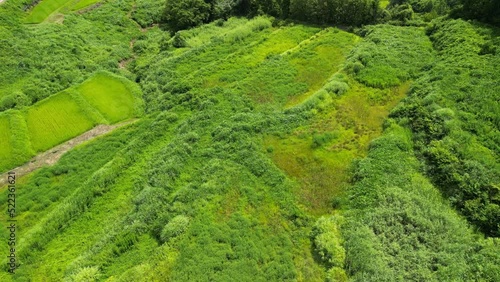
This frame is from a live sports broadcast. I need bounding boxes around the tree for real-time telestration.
[163,0,212,32]
[214,0,242,19]
[460,0,500,25]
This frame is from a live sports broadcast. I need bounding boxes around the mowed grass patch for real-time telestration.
[24,0,102,23]
[24,0,73,23]
[77,72,140,124]
[25,92,96,152]
[0,115,13,171]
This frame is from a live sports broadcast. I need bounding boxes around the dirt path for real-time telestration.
[0,119,137,186]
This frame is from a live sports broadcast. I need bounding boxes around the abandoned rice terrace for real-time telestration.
[0,0,499,281]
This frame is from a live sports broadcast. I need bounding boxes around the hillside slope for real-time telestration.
[0,0,498,281]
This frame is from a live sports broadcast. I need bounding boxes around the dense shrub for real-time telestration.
[312,215,346,268]
[160,215,190,242]
[163,0,212,32]
[459,0,500,25]
[390,18,500,236]
[343,122,500,280]
[132,0,165,27]
[346,24,435,88]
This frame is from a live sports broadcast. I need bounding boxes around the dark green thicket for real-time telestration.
[391,18,500,236]
[163,0,381,31]
[385,0,500,25]
[458,0,500,25]
[388,0,453,14]
[343,122,500,281]
[341,16,500,281]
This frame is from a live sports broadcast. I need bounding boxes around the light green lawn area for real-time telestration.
[24,0,101,23]
[25,91,96,152]
[0,115,12,171]
[77,73,137,124]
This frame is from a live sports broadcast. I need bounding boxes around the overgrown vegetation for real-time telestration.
[390,18,500,236]
[162,0,381,31]
[0,0,498,280]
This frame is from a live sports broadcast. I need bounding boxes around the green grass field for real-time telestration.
[24,0,73,23]
[77,73,138,124]
[1,0,499,279]
[24,0,101,23]
[0,115,13,171]
[25,91,96,152]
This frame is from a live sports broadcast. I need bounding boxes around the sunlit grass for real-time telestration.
[25,91,95,152]
[0,115,12,171]
[77,73,138,124]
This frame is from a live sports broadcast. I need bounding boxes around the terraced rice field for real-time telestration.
[25,91,96,152]
[77,73,138,124]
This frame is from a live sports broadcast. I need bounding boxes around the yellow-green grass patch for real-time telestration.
[24,0,73,23]
[77,73,138,124]
[25,91,96,152]
[0,115,13,171]
[190,26,324,103]
[183,17,252,48]
[265,80,410,215]
[24,0,101,23]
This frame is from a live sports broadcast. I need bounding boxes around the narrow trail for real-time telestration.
[0,119,137,186]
